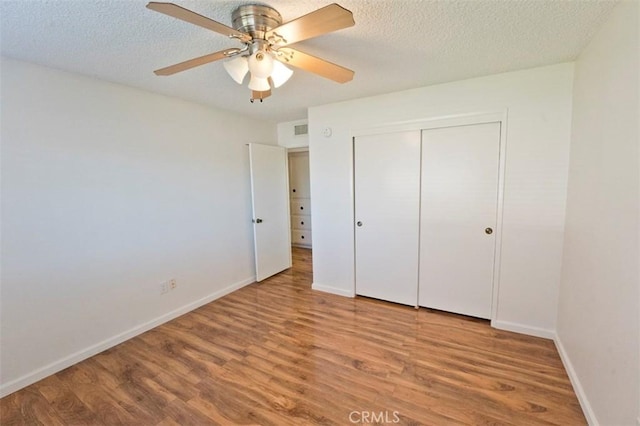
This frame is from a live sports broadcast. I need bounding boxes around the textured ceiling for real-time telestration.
[1,0,617,123]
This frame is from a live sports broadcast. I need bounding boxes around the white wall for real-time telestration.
[309,63,574,336]
[277,119,309,148]
[0,58,276,395]
[556,1,639,424]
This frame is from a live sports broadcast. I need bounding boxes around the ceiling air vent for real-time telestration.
[294,124,308,136]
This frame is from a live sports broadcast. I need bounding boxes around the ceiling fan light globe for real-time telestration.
[248,75,271,91]
[271,60,294,88]
[223,56,249,84]
[248,51,274,78]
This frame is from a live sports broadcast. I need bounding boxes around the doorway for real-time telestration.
[288,150,312,249]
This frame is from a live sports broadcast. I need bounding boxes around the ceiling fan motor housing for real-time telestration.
[147,1,355,92]
[232,5,282,41]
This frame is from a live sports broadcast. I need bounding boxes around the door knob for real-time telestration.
[485,227,493,235]
[357,221,363,227]
[255,218,263,224]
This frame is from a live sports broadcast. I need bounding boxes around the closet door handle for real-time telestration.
[485,227,493,235]
[357,221,363,227]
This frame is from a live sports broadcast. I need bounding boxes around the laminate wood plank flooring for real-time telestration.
[1,248,585,425]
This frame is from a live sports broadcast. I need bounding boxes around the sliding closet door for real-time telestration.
[354,131,421,306]
[419,122,501,319]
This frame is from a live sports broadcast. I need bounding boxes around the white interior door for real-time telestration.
[354,131,421,306]
[248,143,291,281]
[419,122,501,319]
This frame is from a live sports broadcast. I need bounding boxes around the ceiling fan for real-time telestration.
[146,2,355,102]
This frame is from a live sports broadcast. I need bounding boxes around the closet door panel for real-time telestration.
[419,122,501,319]
[354,131,421,306]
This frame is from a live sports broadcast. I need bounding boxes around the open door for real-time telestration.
[248,143,292,281]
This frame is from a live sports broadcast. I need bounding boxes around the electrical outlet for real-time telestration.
[160,279,177,295]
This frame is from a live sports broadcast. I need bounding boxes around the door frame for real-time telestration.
[351,110,508,322]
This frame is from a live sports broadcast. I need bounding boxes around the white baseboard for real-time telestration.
[491,323,596,424]
[0,276,256,398]
[311,282,354,298]
[554,334,599,425]
[491,319,555,339]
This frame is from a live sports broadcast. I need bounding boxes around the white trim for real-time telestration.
[283,149,293,266]
[490,112,509,320]
[351,111,506,137]
[287,147,309,153]
[0,276,256,398]
[491,320,555,339]
[554,334,599,426]
[312,282,355,298]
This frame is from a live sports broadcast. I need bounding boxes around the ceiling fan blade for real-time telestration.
[276,48,354,83]
[147,2,251,42]
[266,3,354,47]
[154,49,237,76]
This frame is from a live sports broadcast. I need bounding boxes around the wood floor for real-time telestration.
[1,247,585,425]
